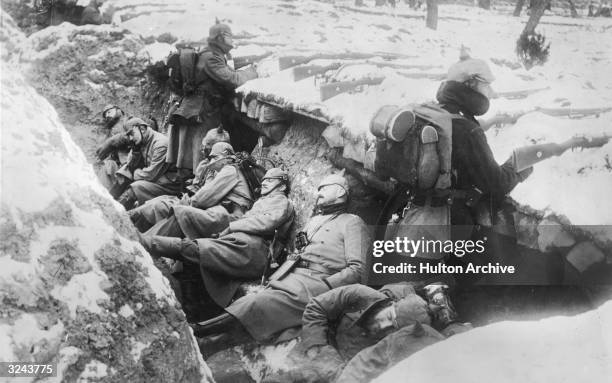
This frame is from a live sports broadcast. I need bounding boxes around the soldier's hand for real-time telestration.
[305,345,323,359]
[178,193,191,206]
[518,166,534,181]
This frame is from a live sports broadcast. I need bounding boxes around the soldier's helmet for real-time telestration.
[102,104,120,116]
[317,173,349,195]
[394,294,431,329]
[446,57,495,84]
[263,168,289,183]
[202,126,230,148]
[209,23,232,40]
[123,117,149,132]
[209,142,234,157]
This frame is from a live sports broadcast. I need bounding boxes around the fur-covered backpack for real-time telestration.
[234,152,269,199]
[371,103,462,270]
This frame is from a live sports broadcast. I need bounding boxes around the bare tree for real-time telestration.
[426,0,438,29]
[523,0,548,35]
[567,0,579,17]
[514,0,526,16]
[478,0,491,10]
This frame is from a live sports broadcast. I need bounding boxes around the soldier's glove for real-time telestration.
[177,193,192,206]
[96,133,131,161]
[305,345,323,359]
[517,166,533,182]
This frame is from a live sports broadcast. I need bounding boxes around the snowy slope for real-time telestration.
[373,300,612,383]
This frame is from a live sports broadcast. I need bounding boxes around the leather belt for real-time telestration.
[410,189,480,208]
[221,200,247,214]
[295,259,338,275]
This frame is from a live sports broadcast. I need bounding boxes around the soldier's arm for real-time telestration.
[133,142,168,182]
[191,165,239,209]
[467,127,525,197]
[302,285,381,351]
[228,196,293,235]
[203,54,258,90]
[324,216,370,289]
[337,323,444,383]
[96,133,131,161]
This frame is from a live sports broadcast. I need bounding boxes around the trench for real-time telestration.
[5,4,611,381]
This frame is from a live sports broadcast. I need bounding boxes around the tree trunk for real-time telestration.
[426,0,438,30]
[567,0,578,18]
[523,0,547,35]
[478,0,491,10]
[514,0,525,16]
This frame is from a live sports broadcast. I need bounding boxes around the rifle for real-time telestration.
[481,106,612,131]
[278,51,416,70]
[510,134,611,172]
[233,52,273,69]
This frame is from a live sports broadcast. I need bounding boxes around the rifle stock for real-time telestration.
[510,135,611,172]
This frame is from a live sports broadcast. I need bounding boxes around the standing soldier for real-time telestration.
[191,174,370,356]
[116,117,182,209]
[166,21,258,176]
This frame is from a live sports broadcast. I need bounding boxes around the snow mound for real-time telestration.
[374,300,612,383]
[0,15,212,381]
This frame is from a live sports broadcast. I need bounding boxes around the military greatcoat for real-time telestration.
[191,190,294,307]
[225,212,370,342]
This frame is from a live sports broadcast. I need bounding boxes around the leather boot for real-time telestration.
[191,312,243,337]
[197,329,254,359]
[117,188,137,210]
[142,235,183,260]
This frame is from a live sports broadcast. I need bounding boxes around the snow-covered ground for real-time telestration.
[374,299,612,383]
[99,0,612,225]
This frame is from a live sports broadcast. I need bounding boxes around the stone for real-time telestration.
[157,32,178,44]
[566,242,606,273]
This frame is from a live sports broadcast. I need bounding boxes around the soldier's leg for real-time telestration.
[130,180,181,206]
[144,215,185,238]
[173,205,230,239]
[117,187,138,210]
[129,196,178,232]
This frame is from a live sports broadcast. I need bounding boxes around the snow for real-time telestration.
[138,42,173,63]
[119,304,135,318]
[373,300,612,383]
[51,272,110,318]
[77,360,109,381]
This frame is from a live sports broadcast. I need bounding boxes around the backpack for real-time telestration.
[234,152,270,199]
[373,103,458,191]
[370,103,463,283]
[167,47,198,95]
